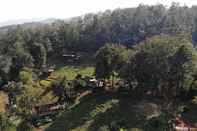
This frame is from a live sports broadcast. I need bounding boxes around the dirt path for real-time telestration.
[76,90,92,101]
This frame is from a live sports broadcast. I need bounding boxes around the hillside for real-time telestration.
[0,3,197,131]
[45,92,153,131]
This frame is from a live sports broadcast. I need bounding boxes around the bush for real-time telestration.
[0,114,15,131]
[40,80,52,87]
[19,70,32,84]
[143,113,173,131]
[98,126,110,131]
[0,77,3,87]
[17,120,35,131]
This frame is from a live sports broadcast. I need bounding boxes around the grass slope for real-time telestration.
[45,93,147,131]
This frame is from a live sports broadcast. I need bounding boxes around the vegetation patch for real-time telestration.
[45,93,173,131]
[0,91,8,113]
[55,66,94,80]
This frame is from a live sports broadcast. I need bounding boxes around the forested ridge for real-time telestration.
[0,3,197,131]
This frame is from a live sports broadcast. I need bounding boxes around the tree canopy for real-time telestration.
[121,35,197,99]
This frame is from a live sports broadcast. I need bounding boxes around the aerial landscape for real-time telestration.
[0,0,197,131]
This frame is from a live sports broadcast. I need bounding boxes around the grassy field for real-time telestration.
[0,91,8,113]
[38,65,94,104]
[54,66,95,80]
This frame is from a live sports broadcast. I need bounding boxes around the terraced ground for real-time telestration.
[44,92,157,131]
[43,90,197,131]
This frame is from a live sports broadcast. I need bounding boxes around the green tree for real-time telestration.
[17,120,35,131]
[123,35,197,100]
[19,70,33,84]
[168,44,197,96]
[9,41,34,80]
[0,114,15,131]
[29,42,47,68]
[0,55,12,85]
[51,21,80,54]
[50,76,70,102]
[95,44,128,87]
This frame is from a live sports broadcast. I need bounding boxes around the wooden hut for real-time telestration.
[62,53,81,62]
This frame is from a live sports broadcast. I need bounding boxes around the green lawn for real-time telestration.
[54,66,95,80]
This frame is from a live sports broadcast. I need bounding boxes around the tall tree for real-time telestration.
[122,35,197,100]
[95,44,128,87]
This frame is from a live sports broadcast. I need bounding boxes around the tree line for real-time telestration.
[1,3,197,89]
[95,35,197,101]
[1,3,197,131]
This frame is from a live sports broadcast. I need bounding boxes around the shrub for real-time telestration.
[17,120,35,131]
[19,70,32,84]
[143,113,173,131]
[0,114,15,131]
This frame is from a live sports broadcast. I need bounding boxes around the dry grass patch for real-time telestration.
[0,91,8,113]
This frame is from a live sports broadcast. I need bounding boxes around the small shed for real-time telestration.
[62,53,81,62]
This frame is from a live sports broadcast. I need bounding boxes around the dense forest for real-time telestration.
[0,3,197,131]
[1,3,197,83]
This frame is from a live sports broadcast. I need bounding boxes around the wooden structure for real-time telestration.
[62,53,81,62]
[34,102,68,116]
